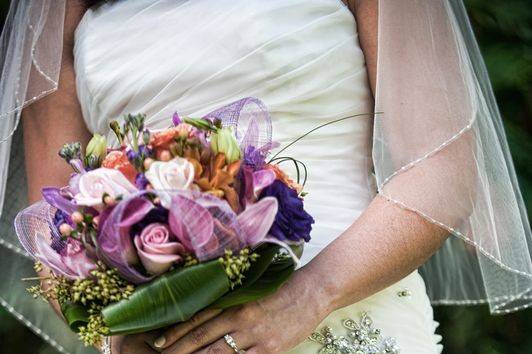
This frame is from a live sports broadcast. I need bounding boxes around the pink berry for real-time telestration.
[159,150,172,161]
[59,223,72,236]
[143,157,154,169]
[71,211,84,224]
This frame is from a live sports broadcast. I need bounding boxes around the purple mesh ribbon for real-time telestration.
[203,97,273,154]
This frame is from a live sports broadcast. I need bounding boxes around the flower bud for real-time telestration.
[103,195,116,206]
[85,134,107,166]
[210,127,241,164]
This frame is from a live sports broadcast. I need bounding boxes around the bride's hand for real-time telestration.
[152,275,328,354]
[112,332,160,354]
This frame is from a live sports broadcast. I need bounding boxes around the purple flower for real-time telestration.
[239,165,276,207]
[126,145,152,162]
[135,173,150,190]
[51,210,70,253]
[98,196,155,283]
[260,180,314,243]
[130,205,168,235]
[172,112,182,126]
[35,234,97,280]
[243,146,267,170]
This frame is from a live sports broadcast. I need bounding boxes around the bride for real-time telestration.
[0,0,530,353]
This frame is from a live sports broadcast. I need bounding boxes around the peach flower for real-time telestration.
[102,150,137,183]
[265,164,303,194]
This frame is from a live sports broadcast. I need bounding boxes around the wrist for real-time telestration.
[285,268,336,322]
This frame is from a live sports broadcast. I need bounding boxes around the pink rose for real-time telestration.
[74,168,138,207]
[133,223,185,275]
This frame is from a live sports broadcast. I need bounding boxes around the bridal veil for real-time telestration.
[0,1,530,353]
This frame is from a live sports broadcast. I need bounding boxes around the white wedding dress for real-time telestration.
[74,0,442,352]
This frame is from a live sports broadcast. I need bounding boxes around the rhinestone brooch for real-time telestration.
[308,312,400,354]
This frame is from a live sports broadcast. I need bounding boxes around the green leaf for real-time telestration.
[238,245,281,287]
[211,247,297,309]
[61,301,90,332]
[102,260,230,335]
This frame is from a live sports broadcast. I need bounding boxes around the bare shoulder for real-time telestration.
[340,0,377,16]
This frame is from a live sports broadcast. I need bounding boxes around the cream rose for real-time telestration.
[74,168,138,207]
[145,157,195,190]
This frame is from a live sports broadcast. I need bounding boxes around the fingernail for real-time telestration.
[154,336,166,348]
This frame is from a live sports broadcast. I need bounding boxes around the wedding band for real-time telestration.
[101,336,112,354]
[223,334,245,353]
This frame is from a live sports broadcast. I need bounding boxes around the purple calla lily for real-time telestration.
[236,197,278,246]
[42,187,79,215]
[97,196,155,283]
[35,236,96,280]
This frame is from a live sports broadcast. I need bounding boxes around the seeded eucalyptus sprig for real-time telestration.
[25,260,135,347]
[219,248,260,289]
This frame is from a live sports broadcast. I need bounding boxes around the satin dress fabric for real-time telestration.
[74,1,442,352]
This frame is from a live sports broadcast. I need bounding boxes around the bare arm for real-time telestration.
[22,0,89,318]
[295,0,448,314]
[23,0,90,202]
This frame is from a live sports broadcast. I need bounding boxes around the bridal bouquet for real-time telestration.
[15,98,313,346]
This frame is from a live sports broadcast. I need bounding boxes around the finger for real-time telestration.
[120,332,161,353]
[243,347,261,354]
[193,332,253,354]
[161,313,235,354]
[154,308,223,349]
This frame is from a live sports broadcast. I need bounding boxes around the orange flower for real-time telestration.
[150,127,180,150]
[265,164,303,194]
[102,150,137,183]
[150,124,194,150]
[195,152,241,212]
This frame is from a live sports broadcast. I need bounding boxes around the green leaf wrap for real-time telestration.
[102,260,230,335]
[61,301,90,331]
[87,244,300,336]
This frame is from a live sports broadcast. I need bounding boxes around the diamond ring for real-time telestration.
[223,334,245,353]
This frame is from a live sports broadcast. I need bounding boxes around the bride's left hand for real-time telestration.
[153,276,328,354]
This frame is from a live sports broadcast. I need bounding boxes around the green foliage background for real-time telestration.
[0,1,530,353]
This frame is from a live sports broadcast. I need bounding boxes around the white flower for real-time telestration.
[145,158,196,208]
[74,168,138,206]
[145,158,195,190]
